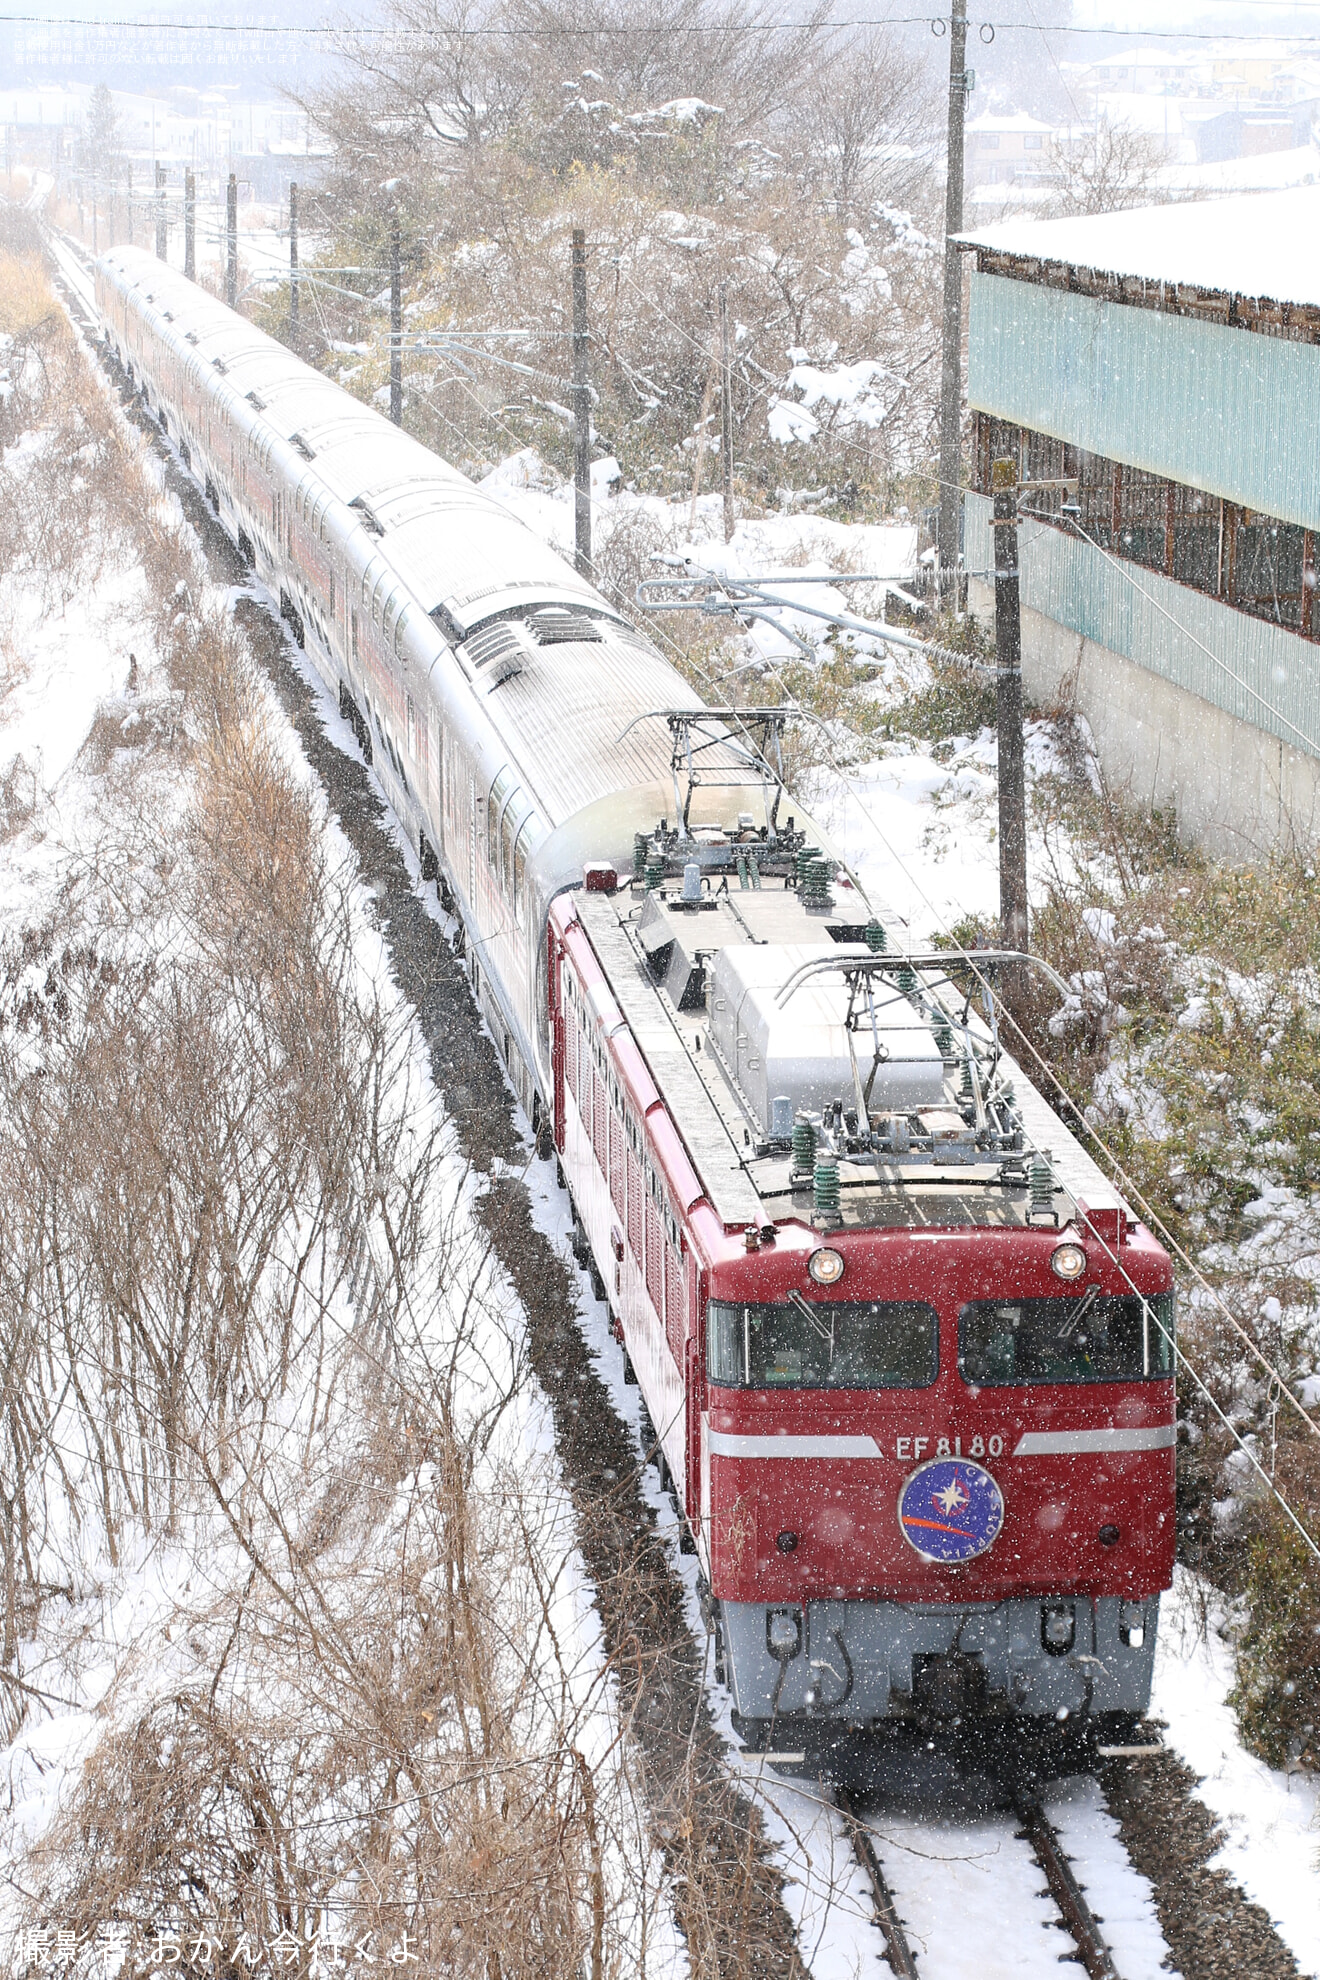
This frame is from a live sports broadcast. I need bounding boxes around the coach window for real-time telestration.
[512,823,532,925]
[486,772,516,881]
[500,804,520,901]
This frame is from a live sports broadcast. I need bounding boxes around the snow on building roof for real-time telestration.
[960,184,1320,308]
[1161,141,1320,196]
[965,109,1056,133]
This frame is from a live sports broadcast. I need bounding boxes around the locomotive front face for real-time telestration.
[701,1220,1175,1736]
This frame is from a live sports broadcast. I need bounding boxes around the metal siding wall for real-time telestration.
[966,493,1320,760]
[968,272,1320,534]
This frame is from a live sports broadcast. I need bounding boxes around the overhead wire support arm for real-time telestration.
[773,949,1072,1008]
[636,568,995,673]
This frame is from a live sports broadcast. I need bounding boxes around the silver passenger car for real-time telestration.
[94,245,773,1112]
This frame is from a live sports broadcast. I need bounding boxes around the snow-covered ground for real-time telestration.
[0,372,678,1975]
[1154,1569,1320,1978]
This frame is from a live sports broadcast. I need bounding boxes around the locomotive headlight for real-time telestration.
[808,1246,845,1287]
[1051,1240,1088,1281]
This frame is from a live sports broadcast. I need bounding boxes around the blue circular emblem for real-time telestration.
[898,1457,1004,1563]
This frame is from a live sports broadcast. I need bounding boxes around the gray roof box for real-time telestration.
[708,943,945,1131]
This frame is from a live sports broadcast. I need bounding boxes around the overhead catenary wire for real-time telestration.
[16,6,1320,35]
[759,698,1320,1552]
[728,605,1320,1450]
[1043,509,1320,761]
[668,560,1320,1459]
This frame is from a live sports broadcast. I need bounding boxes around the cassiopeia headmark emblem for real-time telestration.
[898,1457,1004,1563]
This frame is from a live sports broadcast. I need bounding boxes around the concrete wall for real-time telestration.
[965,491,1320,857]
[968,574,1320,860]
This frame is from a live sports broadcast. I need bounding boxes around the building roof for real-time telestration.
[960,184,1320,309]
[965,109,1056,134]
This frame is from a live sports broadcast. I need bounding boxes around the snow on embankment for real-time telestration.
[0,261,675,1980]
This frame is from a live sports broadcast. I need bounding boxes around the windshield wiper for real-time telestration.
[1056,1283,1101,1344]
[788,1288,836,1367]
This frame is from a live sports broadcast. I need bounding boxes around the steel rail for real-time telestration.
[834,1787,921,1979]
[837,1779,1131,1980]
[1015,1791,1121,1980]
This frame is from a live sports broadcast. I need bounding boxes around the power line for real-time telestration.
[639,531,1320,1550]
[19,7,1320,39]
[0,7,929,30]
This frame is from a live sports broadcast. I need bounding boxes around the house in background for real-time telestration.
[958,187,1320,856]
[1192,99,1320,162]
[965,111,1059,191]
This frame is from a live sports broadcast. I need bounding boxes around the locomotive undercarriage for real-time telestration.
[718,1591,1158,1727]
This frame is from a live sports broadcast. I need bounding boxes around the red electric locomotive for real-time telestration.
[549,795,1175,1773]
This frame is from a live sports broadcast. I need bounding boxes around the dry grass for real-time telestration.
[0,243,660,1972]
[0,252,59,339]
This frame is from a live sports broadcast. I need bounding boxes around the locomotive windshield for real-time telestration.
[959,1291,1176,1385]
[707,1298,938,1390]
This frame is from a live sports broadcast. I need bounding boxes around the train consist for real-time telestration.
[96,245,1176,1769]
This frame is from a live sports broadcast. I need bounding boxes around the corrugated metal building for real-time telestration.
[959,187,1320,855]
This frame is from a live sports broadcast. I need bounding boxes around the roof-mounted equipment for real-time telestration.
[349,496,384,537]
[527,606,602,644]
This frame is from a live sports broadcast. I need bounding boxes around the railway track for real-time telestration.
[835,1775,1143,1980]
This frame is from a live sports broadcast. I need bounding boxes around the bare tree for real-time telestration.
[795,27,937,220]
[1046,115,1166,217]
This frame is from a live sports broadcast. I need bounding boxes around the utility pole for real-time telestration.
[938,0,970,609]
[91,187,97,254]
[992,457,1029,966]
[571,227,591,579]
[289,181,299,341]
[719,280,735,545]
[154,161,166,261]
[126,160,133,247]
[225,171,238,309]
[389,207,402,426]
[183,168,194,280]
